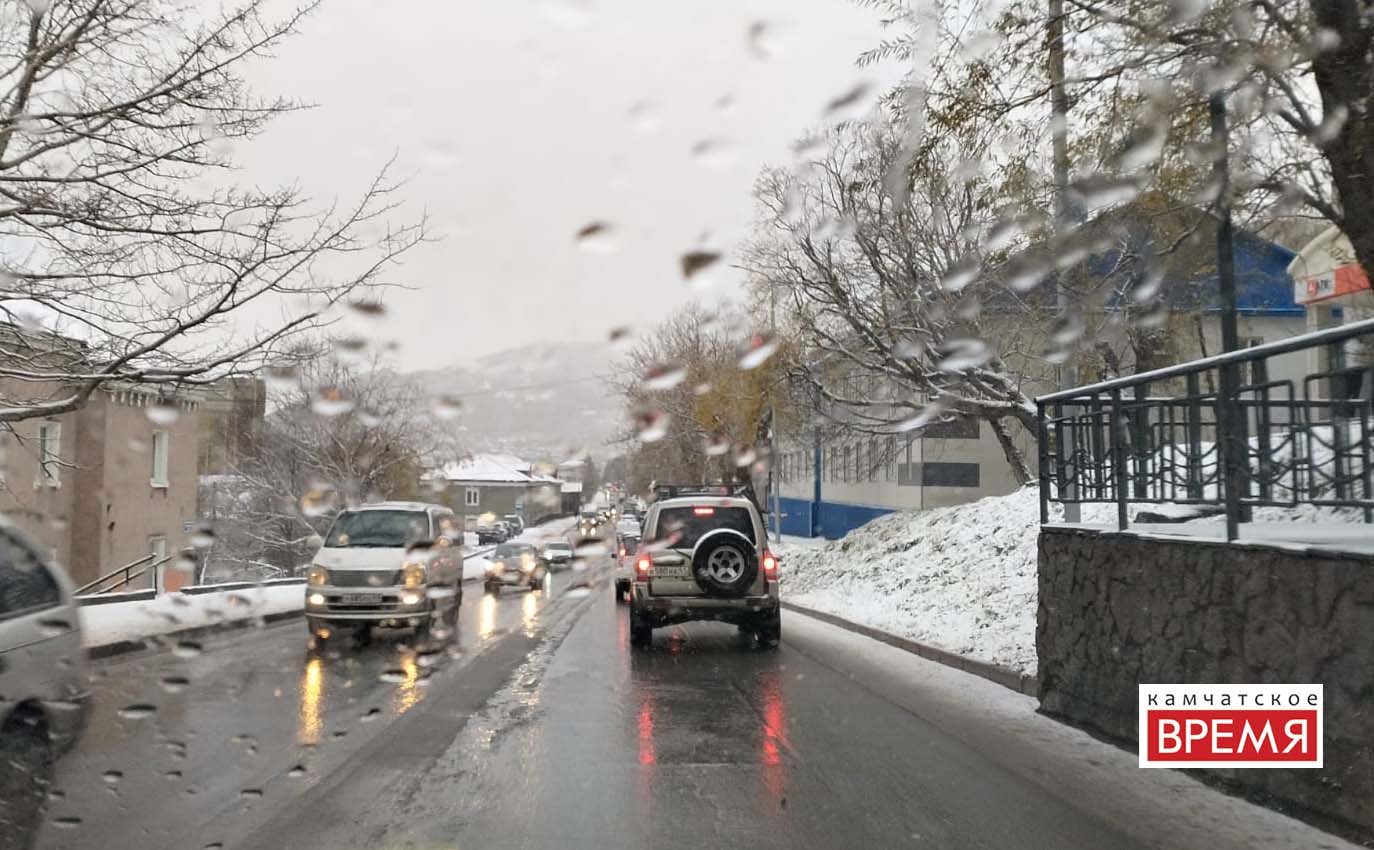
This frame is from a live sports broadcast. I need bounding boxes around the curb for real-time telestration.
[86,609,303,661]
[782,601,1040,697]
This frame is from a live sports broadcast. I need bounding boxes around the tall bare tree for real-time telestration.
[0,0,423,422]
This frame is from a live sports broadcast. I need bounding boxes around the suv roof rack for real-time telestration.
[649,483,750,501]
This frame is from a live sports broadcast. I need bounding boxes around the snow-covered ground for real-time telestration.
[80,583,305,648]
[782,488,1367,676]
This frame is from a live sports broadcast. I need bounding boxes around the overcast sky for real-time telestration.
[233,0,899,371]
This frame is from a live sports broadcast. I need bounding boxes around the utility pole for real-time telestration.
[1048,0,1080,522]
[1210,91,1248,537]
[769,284,782,544]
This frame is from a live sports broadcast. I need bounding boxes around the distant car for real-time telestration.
[484,543,549,592]
[612,533,640,602]
[577,510,600,536]
[629,494,779,648]
[502,514,525,537]
[541,540,574,569]
[615,517,641,538]
[0,525,88,842]
[305,502,464,645]
[476,520,508,545]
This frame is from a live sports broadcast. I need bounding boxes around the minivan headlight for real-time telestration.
[401,561,427,588]
[308,565,328,587]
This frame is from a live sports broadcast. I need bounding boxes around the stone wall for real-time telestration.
[1038,526,1374,835]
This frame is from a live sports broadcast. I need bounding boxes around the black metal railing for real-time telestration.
[1037,317,1374,540]
[75,553,171,595]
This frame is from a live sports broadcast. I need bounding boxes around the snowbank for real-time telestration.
[80,583,304,649]
[782,489,1365,676]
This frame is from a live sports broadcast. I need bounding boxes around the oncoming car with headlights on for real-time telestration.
[483,542,550,593]
[304,502,464,646]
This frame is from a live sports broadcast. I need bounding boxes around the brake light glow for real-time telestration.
[762,551,778,577]
[693,506,715,515]
[635,553,651,581]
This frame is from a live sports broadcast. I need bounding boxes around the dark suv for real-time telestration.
[629,495,779,648]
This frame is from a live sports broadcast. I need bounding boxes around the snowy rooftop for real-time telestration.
[428,453,559,485]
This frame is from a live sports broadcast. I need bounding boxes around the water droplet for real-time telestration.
[738,333,779,370]
[264,363,299,390]
[792,135,825,160]
[240,788,263,800]
[173,640,203,659]
[301,485,338,518]
[937,339,990,372]
[679,251,721,281]
[608,325,633,349]
[360,707,383,722]
[118,703,156,720]
[204,843,223,850]
[1130,267,1165,303]
[643,361,686,391]
[51,816,82,828]
[895,404,946,433]
[160,675,190,693]
[628,100,658,134]
[348,299,386,319]
[634,409,670,443]
[962,30,1004,61]
[164,770,183,781]
[432,395,462,420]
[189,523,215,549]
[146,401,180,425]
[703,433,730,456]
[357,407,382,427]
[575,221,617,253]
[287,764,308,778]
[689,138,736,168]
[1309,103,1348,145]
[824,81,872,118]
[1166,0,1208,23]
[37,618,71,637]
[575,539,608,558]
[734,444,758,467]
[101,770,123,785]
[311,387,354,417]
[692,381,712,396]
[746,20,773,60]
[1067,175,1145,213]
[941,258,981,292]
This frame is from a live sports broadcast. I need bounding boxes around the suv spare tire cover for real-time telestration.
[690,529,757,597]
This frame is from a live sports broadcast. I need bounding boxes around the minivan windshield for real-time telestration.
[323,510,430,548]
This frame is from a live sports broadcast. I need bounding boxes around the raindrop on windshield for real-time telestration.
[643,361,686,390]
[264,363,299,390]
[608,325,633,349]
[962,30,1004,61]
[348,299,386,319]
[189,523,215,549]
[896,404,946,433]
[703,433,730,456]
[118,703,157,720]
[941,258,980,292]
[146,401,180,425]
[689,138,736,168]
[824,81,872,118]
[679,251,721,281]
[311,387,355,417]
[101,770,123,785]
[432,395,463,420]
[51,816,82,828]
[378,669,408,684]
[240,788,263,800]
[173,640,203,659]
[634,409,670,442]
[937,339,990,372]
[738,333,779,370]
[160,675,190,693]
[734,444,758,467]
[574,221,617,253]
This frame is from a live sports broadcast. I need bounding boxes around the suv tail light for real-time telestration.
[635,553,651,582]
[762,551,778,578]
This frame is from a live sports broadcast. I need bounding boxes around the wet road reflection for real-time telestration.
[298,656,323,745]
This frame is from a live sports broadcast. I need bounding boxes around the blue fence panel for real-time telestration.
[817,501,894,539]
[778,497,814,537]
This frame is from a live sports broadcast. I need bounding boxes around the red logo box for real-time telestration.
[1139,685,1323,768]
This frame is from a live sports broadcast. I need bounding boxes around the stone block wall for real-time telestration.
[1038,526,1374,835]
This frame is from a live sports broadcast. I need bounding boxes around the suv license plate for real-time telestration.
[341,593,381,605]
[650,565,690,579]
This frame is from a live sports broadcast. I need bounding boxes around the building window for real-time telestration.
[465,488,479,507]
[37,421,60,487]
[898,461,981,488]
[150,430,170,488]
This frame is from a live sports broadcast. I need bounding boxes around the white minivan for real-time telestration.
[305,502,465,646]
[0,525,88,844]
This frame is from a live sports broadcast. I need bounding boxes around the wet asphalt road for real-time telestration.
[32,524,1356,850]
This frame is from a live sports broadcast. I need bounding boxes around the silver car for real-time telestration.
[0,526,88,842]
[305,502,464,645]
[629,495,780,648]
